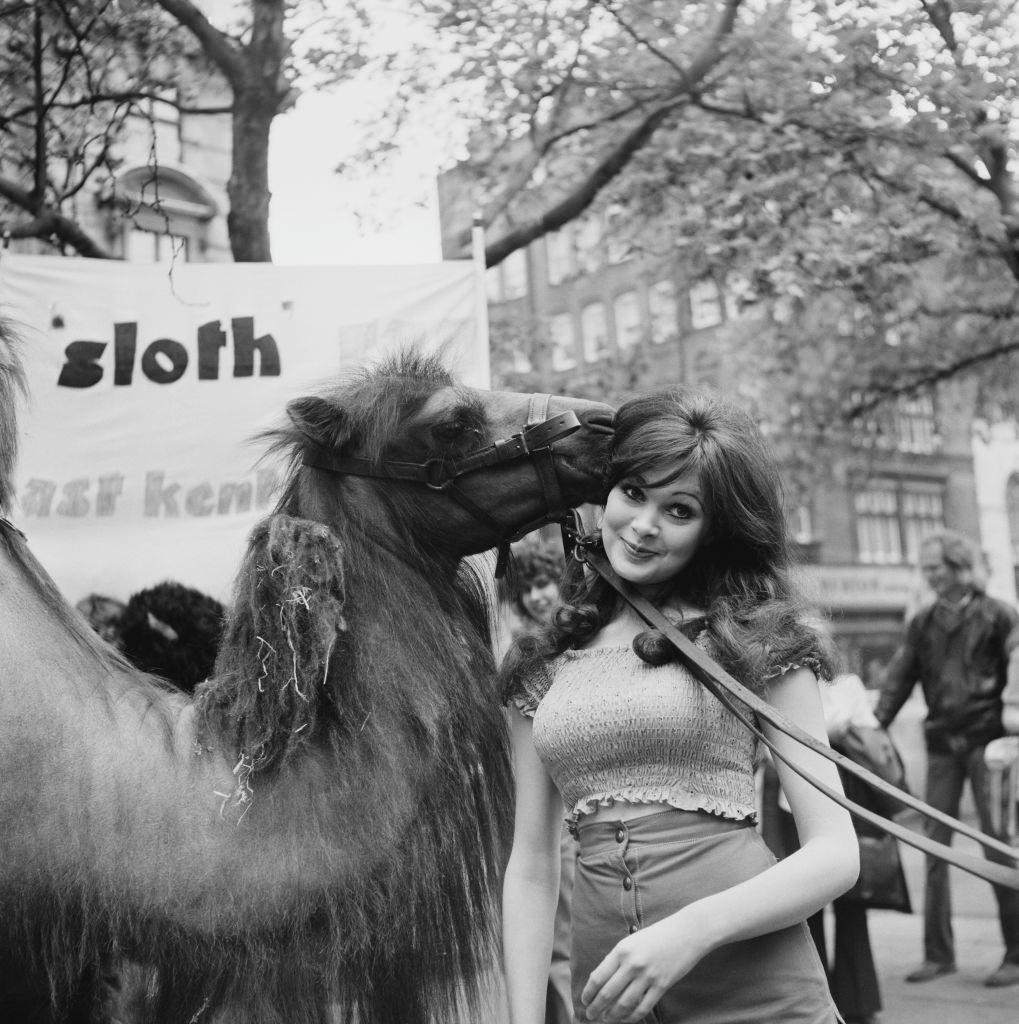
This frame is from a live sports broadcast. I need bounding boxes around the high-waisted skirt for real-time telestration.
[570,808,838,1024]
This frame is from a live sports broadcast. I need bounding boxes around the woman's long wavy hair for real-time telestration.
[503,385,837,697]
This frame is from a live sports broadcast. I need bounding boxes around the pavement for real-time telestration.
[856,832,1016,1024]
[855,694,1019,1024]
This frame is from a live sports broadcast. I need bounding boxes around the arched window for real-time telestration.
[103,164,218,262]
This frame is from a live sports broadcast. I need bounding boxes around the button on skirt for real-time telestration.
[571,808,837,1024]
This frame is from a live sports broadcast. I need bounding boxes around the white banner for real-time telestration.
[0,254,487,604]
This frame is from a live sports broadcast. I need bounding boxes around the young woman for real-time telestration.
[500,386,859,1024]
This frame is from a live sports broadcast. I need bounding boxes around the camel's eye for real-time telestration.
[433,421,472,442]
[432,408,484,443]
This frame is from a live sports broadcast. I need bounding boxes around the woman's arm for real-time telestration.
[580,668,859,1024]
[503,709,568,1024]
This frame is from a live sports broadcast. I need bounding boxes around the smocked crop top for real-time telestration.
[512,633,763,828]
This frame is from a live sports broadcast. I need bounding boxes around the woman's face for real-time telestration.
[519,576,560,623]
[602,465,709,597]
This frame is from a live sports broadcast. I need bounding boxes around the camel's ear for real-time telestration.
[287,395,350,451]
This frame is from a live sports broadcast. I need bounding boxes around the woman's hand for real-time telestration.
[579,911,706,1022]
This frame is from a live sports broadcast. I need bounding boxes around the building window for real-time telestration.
[613,291,642,349]
[648,280,678,344]
[546,229,574,285]
[894,395,938,454]
[581,302,610,362]
[901,488,945,564]
[854,482,945,565]
[855,487,902,565]
[500,249,528,300]
[574,218,602,274]
[724,272,756,318]
[507,347,533,374]
[791,503,813,544]
[125,229,190,263]
[549,313,577,371]
[689,278,723,330]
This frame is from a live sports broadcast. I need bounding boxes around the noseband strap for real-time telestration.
[301,395,584,565]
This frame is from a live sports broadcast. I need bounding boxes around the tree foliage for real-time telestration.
[374,0,1019,421]
[0,0,369,261]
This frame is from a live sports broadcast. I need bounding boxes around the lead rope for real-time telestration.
[577,545,1019,891]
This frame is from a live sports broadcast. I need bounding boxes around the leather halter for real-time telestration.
[574,538,1019,892]
[302,394,584,572]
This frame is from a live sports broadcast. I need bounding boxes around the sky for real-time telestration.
[210,0,460,268]
[268,77,446,268]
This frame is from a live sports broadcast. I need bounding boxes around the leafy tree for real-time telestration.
[0,0,368,261]
[373,0,1019,418]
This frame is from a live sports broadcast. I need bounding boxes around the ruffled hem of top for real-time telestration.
[510,692,538,718]
[567,788,756,823]
[763,655,825,681]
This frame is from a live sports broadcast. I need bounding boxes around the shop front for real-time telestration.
[802,563,926,687]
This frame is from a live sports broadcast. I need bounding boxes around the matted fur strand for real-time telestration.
[197,514,348,776]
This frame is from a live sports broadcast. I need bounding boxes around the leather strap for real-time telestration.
[582,548,1019,890]
[305,407,582,489]
[0,516,25,540]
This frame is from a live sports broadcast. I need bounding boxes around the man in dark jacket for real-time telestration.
[876,530,1019,988]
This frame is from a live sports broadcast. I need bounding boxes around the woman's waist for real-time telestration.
[574,805,751,855]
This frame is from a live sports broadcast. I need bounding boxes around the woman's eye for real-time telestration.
[668,505,694,520]
[622,484,644,501]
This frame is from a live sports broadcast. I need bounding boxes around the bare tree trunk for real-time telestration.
[227,94,275,262]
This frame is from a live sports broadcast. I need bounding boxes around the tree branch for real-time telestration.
[483,97,686,265]
[153,0,245,87]
[10,92,235,118]
[592,0,690,80]
[846,339,1019,418]
[476,0,744,264]
[0,175,111,257]
[918,0,959,56]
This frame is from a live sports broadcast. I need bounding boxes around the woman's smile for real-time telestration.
[620,536,658,559]
[602,464,709,596]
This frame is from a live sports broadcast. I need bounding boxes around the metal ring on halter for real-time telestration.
[422,459,455,490]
